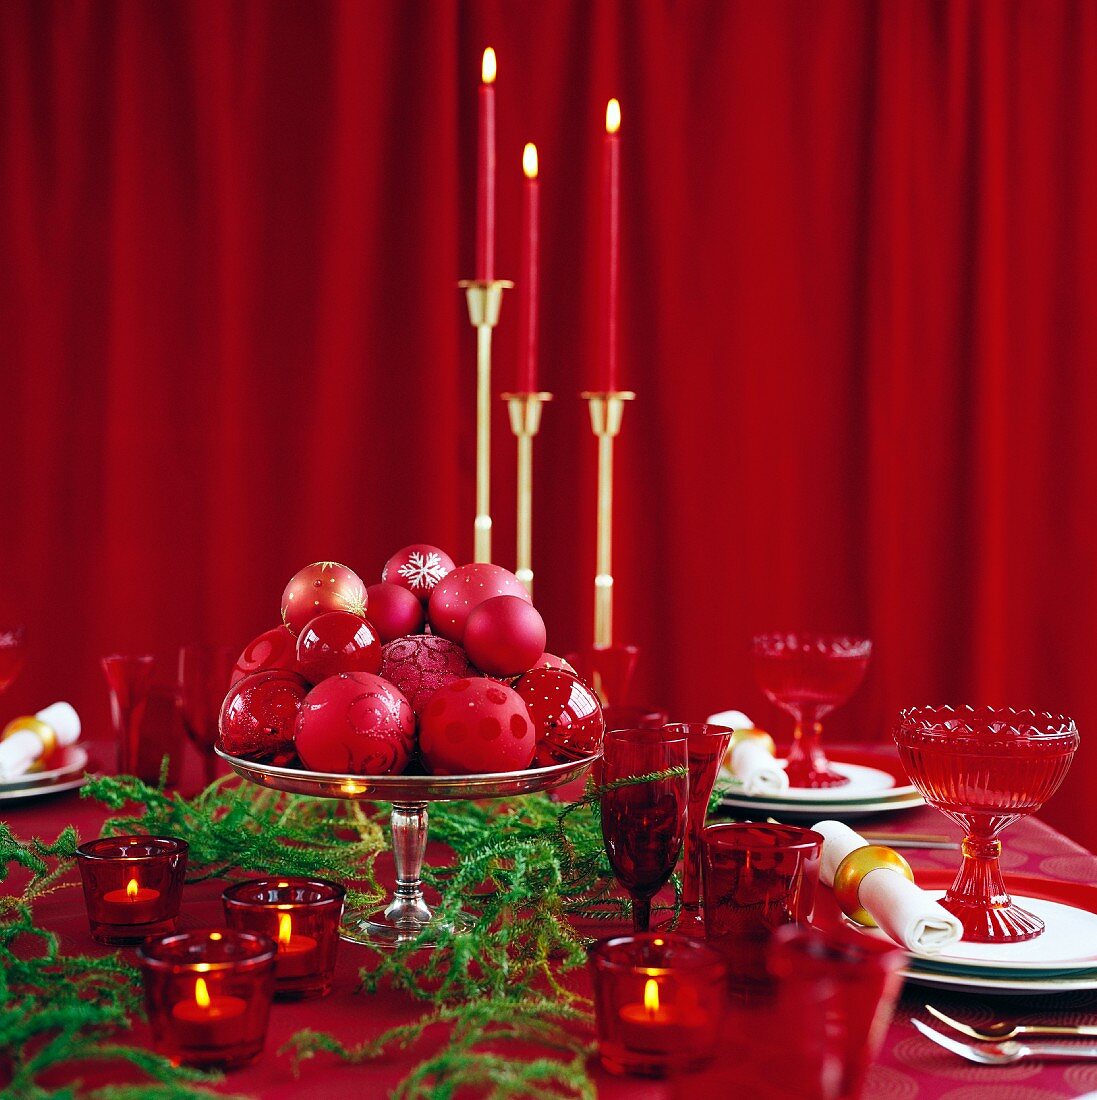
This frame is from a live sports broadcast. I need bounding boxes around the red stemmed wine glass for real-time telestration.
[600,727,688,933]
[662,723,733,936]
[178,645,237,787]
[894,705,1078,942]
[752,633,872,789]
[0,626,26,696]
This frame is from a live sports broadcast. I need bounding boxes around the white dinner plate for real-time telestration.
[0,773,89,801]
[901,965,1097,995]
[0,745,89,792]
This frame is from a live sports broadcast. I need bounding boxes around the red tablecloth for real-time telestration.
[6,767,1097,1099]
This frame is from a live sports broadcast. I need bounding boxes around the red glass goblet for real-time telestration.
[566,643,639,706]
[102,654,185,784]
[751,633,871,789]
[178,645,236,787]
[662,723,733,937]
[894,705,1079,942]
[0,626,26,696]
[601,728,689,933]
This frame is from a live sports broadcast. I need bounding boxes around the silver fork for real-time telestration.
[913,1019,1097,1064]
[926,1003,1097,1041]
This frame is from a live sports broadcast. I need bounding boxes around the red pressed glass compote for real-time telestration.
[600,728,689,933]
[752,633,872,788]
[894,705,1079,943]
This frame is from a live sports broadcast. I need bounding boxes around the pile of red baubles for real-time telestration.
[217,546,605,777]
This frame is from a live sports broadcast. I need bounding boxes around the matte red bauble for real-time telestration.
[516,668,605,765]
[230,626,299,686]
[427,563,531,643]
[379,635,478,715]
[532,652,578,676]
[281,561,367,636]
[294,672,414,776]
[382,544,456,603]
[418,678,536,775]
[219,669,310,763]
[463,595,546,677]
[366,583,426,642]
[295,610,382,683]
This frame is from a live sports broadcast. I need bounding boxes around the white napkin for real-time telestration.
[813,819,963,954]
[707,709,789,796]
[0,702,81,781]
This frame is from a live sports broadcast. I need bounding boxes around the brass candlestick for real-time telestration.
[459,278,513,563]
[501,391,553,597]
[582,390,635,646]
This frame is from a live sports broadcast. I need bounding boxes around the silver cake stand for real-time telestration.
[215,747,598,948]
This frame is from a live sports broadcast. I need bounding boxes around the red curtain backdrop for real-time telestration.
[2,1,1096,842]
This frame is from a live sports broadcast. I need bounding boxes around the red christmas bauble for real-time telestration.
[418,678,536,775]
[463,595,546,677]
[281,562,367,636]
[532,652,578,676]
[295,611,382,683]
[295,672,414,776]
[379,635,478,715]
[382,544,456,603]
[427,563,530,643]
[230,626,299,686]
[219,669,310,763]
[366,582,426,642]
[515,668,605,765]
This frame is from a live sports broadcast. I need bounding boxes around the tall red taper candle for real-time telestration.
[476,48,497,281]
[599,99,621,391]
[519,143,540,392]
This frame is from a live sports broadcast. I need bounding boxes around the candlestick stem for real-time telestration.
[583,391,635,647]
[503,392,553,597]
[460,279,512,563]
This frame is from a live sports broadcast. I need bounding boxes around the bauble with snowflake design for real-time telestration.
[418,678,536,775]
[516,668,605,765]
[382,544,456,604]
[379,634,478,715]
[230,625,300,686]
[427,563,531,644]
[366,582,426,642]
[281,562,367,636]
[294,672,414,775]
[463,595,546,677]
[219,669,310,764]
[295,610,382,683]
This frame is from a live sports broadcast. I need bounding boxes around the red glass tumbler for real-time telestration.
[138,929,276,1068]
[589,933,727,1077]
[102,654,185,784]
[222,878,345,1000]
[702,823,822,986]
[75,835,188,945]
[601,728,689,932]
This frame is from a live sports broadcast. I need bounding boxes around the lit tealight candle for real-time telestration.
[171,974,247,1047]
[273,910,319,979]
[618,976,703,1054]
[101,876,162,924]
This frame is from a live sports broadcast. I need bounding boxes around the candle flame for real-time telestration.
[194,977,210,1009]
[278,911,293,947]
[481,47,496,84]
[126,878,138,900]
[606,98,621,134]
[643,978,660,1015]
[523,143,538,180]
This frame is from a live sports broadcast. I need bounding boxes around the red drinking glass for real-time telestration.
[222,878,345,1000]
[894,705,1079,942]
[589,933,728,1078]
[178,645,236,787]
[75,835,188,945]
[138,929,276,1068]
[702,823,822,986]
[566,643,639,705]
[601,728,689,932]
[102,654,185,784]
[0,626,26,696]
[662,723,733,936]
[751,633,871,788]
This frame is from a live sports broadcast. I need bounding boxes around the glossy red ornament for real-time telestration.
[294,672,414,776]
[381,544,456,603]
[365,583,426,643]
[219,669,310,764]
[427,563,530,643]
[280,562,367,636]
[379,635,478,715]
[532,652,577,676]
[230,626,299,686]
[463,595,546,677]
[295,611,382,683]
[418,678,536,775]
[516,668,605,765]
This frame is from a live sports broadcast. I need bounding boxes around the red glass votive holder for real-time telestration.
[222,878,345,999]
[138,929,276,1068]
[75,836,188,945]
[702,823,822,987]
[589,933,728,1078]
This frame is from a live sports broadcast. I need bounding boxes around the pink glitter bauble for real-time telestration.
[379,635,478,715]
